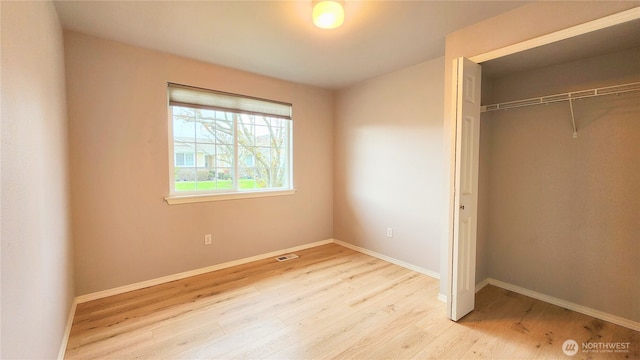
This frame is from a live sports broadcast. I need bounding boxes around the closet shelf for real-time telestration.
[481,81,640,112]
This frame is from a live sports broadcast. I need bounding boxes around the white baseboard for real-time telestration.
[437,293,447,303]
[57,298,77,360]
[77,238,443,304]
[478,277,640,332]
[475,277,490,293]
[76,239,333,303]
[332,239,440,280]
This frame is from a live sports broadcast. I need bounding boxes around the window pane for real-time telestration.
[272,167,285,188]
[195,122,216,144]
[254,170,268,189]
[239,114,254,126]
[174,168,197,192]
[194,109,218,144]
[172,107,196,142]
[216,145,233,168]
[196,144,215,168]
[257,147,271,165]
[175,148,195,166]
[195,178,214,191]
[184,153,195,167]
[272,147,285,168]
[239,168,256,190]
[216,168,233,189]
[238,123,255,146]
[215,119,234,145]
[175,152,185,167]
[255,117,269,127]
[254,125,269,140]
[240,154,255,167]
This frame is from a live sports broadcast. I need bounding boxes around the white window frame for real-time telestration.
[165,83,295,205]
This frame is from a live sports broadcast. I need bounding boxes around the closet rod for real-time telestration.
[481,81,640,113]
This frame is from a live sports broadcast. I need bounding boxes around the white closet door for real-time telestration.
[450,57,481,321]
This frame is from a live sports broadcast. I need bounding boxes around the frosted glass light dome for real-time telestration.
[312,1,344,29]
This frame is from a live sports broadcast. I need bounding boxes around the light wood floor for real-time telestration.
[64,243,638,359]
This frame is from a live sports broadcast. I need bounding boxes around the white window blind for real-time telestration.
[168,83,292,120]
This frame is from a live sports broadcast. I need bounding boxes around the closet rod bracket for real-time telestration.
[569,97,578,139]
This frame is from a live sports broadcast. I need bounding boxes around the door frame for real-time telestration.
[446,7,640,320]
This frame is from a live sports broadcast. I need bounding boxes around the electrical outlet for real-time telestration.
[204,234,212,245]
[386,227,393,238]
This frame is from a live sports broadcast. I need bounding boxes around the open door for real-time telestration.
[449,57,481,321]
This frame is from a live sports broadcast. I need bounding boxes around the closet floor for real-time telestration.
[64,243,639,359]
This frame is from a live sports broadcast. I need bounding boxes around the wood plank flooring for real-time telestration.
[64,243,639,359]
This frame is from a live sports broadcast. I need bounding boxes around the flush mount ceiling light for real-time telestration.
[312,0,344,29]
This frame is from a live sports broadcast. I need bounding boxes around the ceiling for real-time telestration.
[53,0,527,89]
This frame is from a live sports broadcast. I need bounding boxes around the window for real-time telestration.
[167,83,293,203]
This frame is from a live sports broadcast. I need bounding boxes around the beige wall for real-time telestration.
[1,1,75,358]
[64,31,334,295]
[441,1,638,297]
[479,47,640,322]
[334,57,444,274]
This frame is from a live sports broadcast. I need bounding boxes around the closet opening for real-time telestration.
[448,8,640,324]
[473,16,639,327]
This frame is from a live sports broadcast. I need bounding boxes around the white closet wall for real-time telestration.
[478,46,640,322]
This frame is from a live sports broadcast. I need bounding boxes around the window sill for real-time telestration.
[164,189,296,205]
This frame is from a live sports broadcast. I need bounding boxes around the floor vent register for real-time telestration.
[276,254,299,262]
